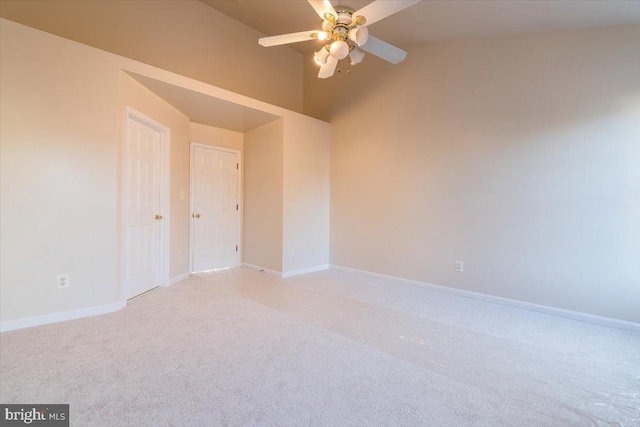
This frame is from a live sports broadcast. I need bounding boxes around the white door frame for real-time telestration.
[189,142,242,273]
[121,105,171,299]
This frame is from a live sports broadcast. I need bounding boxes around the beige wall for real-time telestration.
[244,120,284,272]
[189,122,243,153]
[0,0,303,112]
[305,24,640,323]
[243,116,331,275]
[0,20,122,320]
[282,119,331,273]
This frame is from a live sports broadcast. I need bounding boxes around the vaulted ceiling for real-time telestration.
[202,0,640,54]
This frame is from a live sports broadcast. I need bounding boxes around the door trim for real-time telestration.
[121,106,171,300]
[189,142,242,273]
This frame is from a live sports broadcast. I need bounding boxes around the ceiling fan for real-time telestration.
[258,0,421,79]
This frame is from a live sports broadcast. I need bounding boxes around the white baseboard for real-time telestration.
[241,263,282,277]
[330,265,640,333]
[166,272,190,286]
[0,301,127,333]
[282,264,330,278]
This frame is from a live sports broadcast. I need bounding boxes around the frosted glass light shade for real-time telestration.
[329,40,349,60]
[348,26,369,47]
[314,47,330,66]
[349,47,365,65]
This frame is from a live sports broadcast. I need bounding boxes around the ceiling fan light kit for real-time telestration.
[329,38,350,60]
[314,45,331,66]
[258,0,421,79]
[349,46,365,66]
[349,26,369,47]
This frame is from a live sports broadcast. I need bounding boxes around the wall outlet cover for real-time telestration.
[455,261,464,272]
[57,274,71,289]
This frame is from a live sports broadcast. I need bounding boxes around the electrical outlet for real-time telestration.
[180,190,185,200]
[179,251,184,261]
[288,249,294,257]
[454,261,464,272]
[312,246,316,254]
[57,274,70,289]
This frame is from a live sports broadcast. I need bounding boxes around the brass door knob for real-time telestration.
[155,214,163,220]
[193,213,201,218]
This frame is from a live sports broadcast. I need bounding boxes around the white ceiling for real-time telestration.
[128,72,280,132]
[202,0,640,54]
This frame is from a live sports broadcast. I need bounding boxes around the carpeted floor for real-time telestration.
[1,268,639,426]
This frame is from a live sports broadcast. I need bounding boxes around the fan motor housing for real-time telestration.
[335,5,355,25]
[328,5,354,41]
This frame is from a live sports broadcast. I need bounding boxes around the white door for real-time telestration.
[192,146,240,272]
[124,116,164,299]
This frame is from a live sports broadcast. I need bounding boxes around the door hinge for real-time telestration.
[236,245,238,252]
[236,204,239,211]
[236,163,239,170]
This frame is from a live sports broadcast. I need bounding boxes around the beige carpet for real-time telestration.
[1,268,638,426]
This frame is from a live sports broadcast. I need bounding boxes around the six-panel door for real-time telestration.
[192,146,239,272]
[124,117,162,299]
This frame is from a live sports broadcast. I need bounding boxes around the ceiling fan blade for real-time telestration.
[318,56,338,79]
[308,0,337,20]
[259,30,320,47]
[360,36,407,64]
[353,0,420,26]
